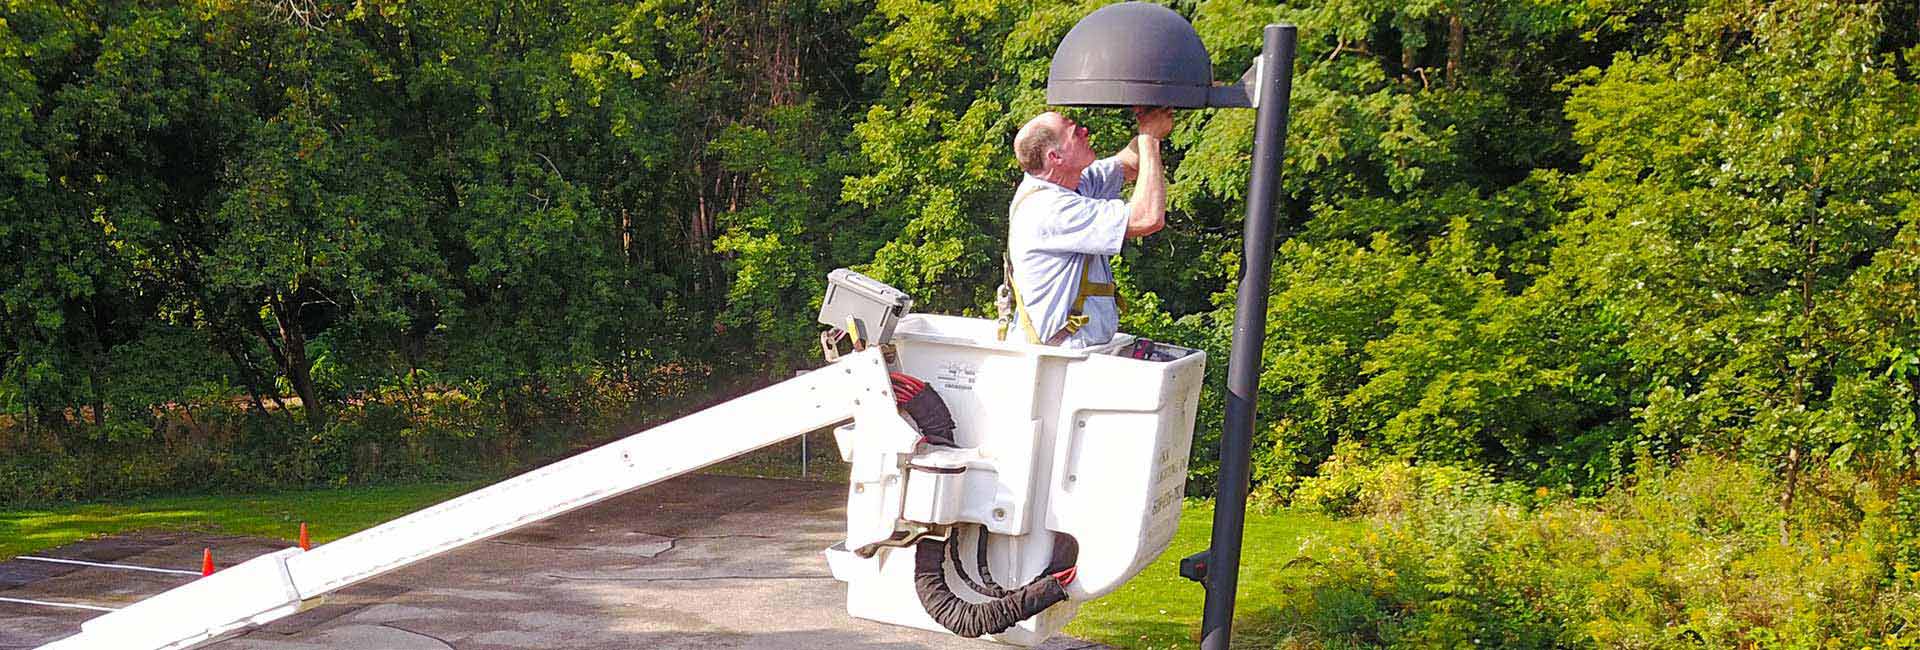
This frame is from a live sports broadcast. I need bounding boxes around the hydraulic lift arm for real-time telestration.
[39,348,909,650]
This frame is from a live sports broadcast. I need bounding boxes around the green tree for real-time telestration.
[1556,0,1920,520]
[839,0,1668,490]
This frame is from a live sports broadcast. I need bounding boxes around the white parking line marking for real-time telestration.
[18,555,201,576]
[0,596,118,612]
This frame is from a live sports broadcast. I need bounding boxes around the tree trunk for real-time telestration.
[274,293,323,429]
[1446,14,1465,87]
[621,207,633,262]
[1780,445,1800,545]
[83,298,108,428]
[219,339,271,418]
[251,290,325,428]
[1781,194,1821,545]
[85,358,106,428]
[1401,32,1417,79]
[227,316,298,429]
[501,387,527,465]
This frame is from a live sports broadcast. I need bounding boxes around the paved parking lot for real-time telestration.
[2,474,1104,650]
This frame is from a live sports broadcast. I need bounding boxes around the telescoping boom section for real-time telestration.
[37,348,908,650]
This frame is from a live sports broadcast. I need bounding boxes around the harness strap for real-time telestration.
[1002,188,1045,343]
[1001,185,1123,345]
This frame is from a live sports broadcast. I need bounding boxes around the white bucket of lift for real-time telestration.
[827,313,1206,645]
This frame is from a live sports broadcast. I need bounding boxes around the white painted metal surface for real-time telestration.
[36,349,902,650]
[831,314,1206,646]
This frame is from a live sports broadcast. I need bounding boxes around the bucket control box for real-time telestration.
[819,269,914,345]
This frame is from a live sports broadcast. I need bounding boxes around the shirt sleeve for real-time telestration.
[1020,192,1128,256]
[1078,156,1127,200]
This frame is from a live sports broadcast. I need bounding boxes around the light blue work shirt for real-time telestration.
[1008,156,1128,349]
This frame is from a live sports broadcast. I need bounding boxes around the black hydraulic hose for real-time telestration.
[947,525,1009,598]
[901,390,957,447]
[892,374,1073,635]
[974,524,1003,592]
[893,372,957,447]
[913,539,1067,638]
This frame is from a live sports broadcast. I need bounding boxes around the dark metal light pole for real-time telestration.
[1045,6,1296,649]
[1199,24,1296,650]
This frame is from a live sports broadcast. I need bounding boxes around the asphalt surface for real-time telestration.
[2,474,1108,650]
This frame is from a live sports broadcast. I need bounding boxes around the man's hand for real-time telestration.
[1132,106,1173,141]
[1118,107,1175,184]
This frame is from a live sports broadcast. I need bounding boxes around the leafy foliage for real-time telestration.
[2,2,1917,645]
[1269,454,1920,649]
[0,0,1914,541]
[0,0,865,498]
[1555,0,1920,508]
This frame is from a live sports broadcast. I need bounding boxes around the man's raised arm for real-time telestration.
[1125,107,1172,238]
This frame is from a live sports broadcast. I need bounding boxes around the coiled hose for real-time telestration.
[913,538,1068,637]
[891,373,1078,637]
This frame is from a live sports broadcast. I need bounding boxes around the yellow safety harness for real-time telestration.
[997,186,1122,345]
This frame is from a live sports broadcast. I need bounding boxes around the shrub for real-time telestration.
[1266,455,1920,649]
[1289,441,1504,517]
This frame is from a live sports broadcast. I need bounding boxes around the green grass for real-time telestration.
[0,429,850,561]
[0,481,486,559]
[1066,501,1358,650]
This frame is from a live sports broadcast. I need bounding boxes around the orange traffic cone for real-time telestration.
[201,548,215,576]
[299,523,311,551]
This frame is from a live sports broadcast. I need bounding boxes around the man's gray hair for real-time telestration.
[1013,115,1061,174]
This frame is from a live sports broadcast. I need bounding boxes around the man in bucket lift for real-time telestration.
[888,108,1174,639]
[1004,106,1174,348]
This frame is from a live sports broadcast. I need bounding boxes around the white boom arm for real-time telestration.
[39,348,908,650]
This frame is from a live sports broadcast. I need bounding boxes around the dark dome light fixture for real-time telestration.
[1042,5,1298,650]
[1045,2,1219,108]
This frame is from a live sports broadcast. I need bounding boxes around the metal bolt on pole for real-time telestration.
[1198,23,1296,650]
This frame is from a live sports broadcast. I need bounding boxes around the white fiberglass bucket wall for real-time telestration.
[829,314,1205,645]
